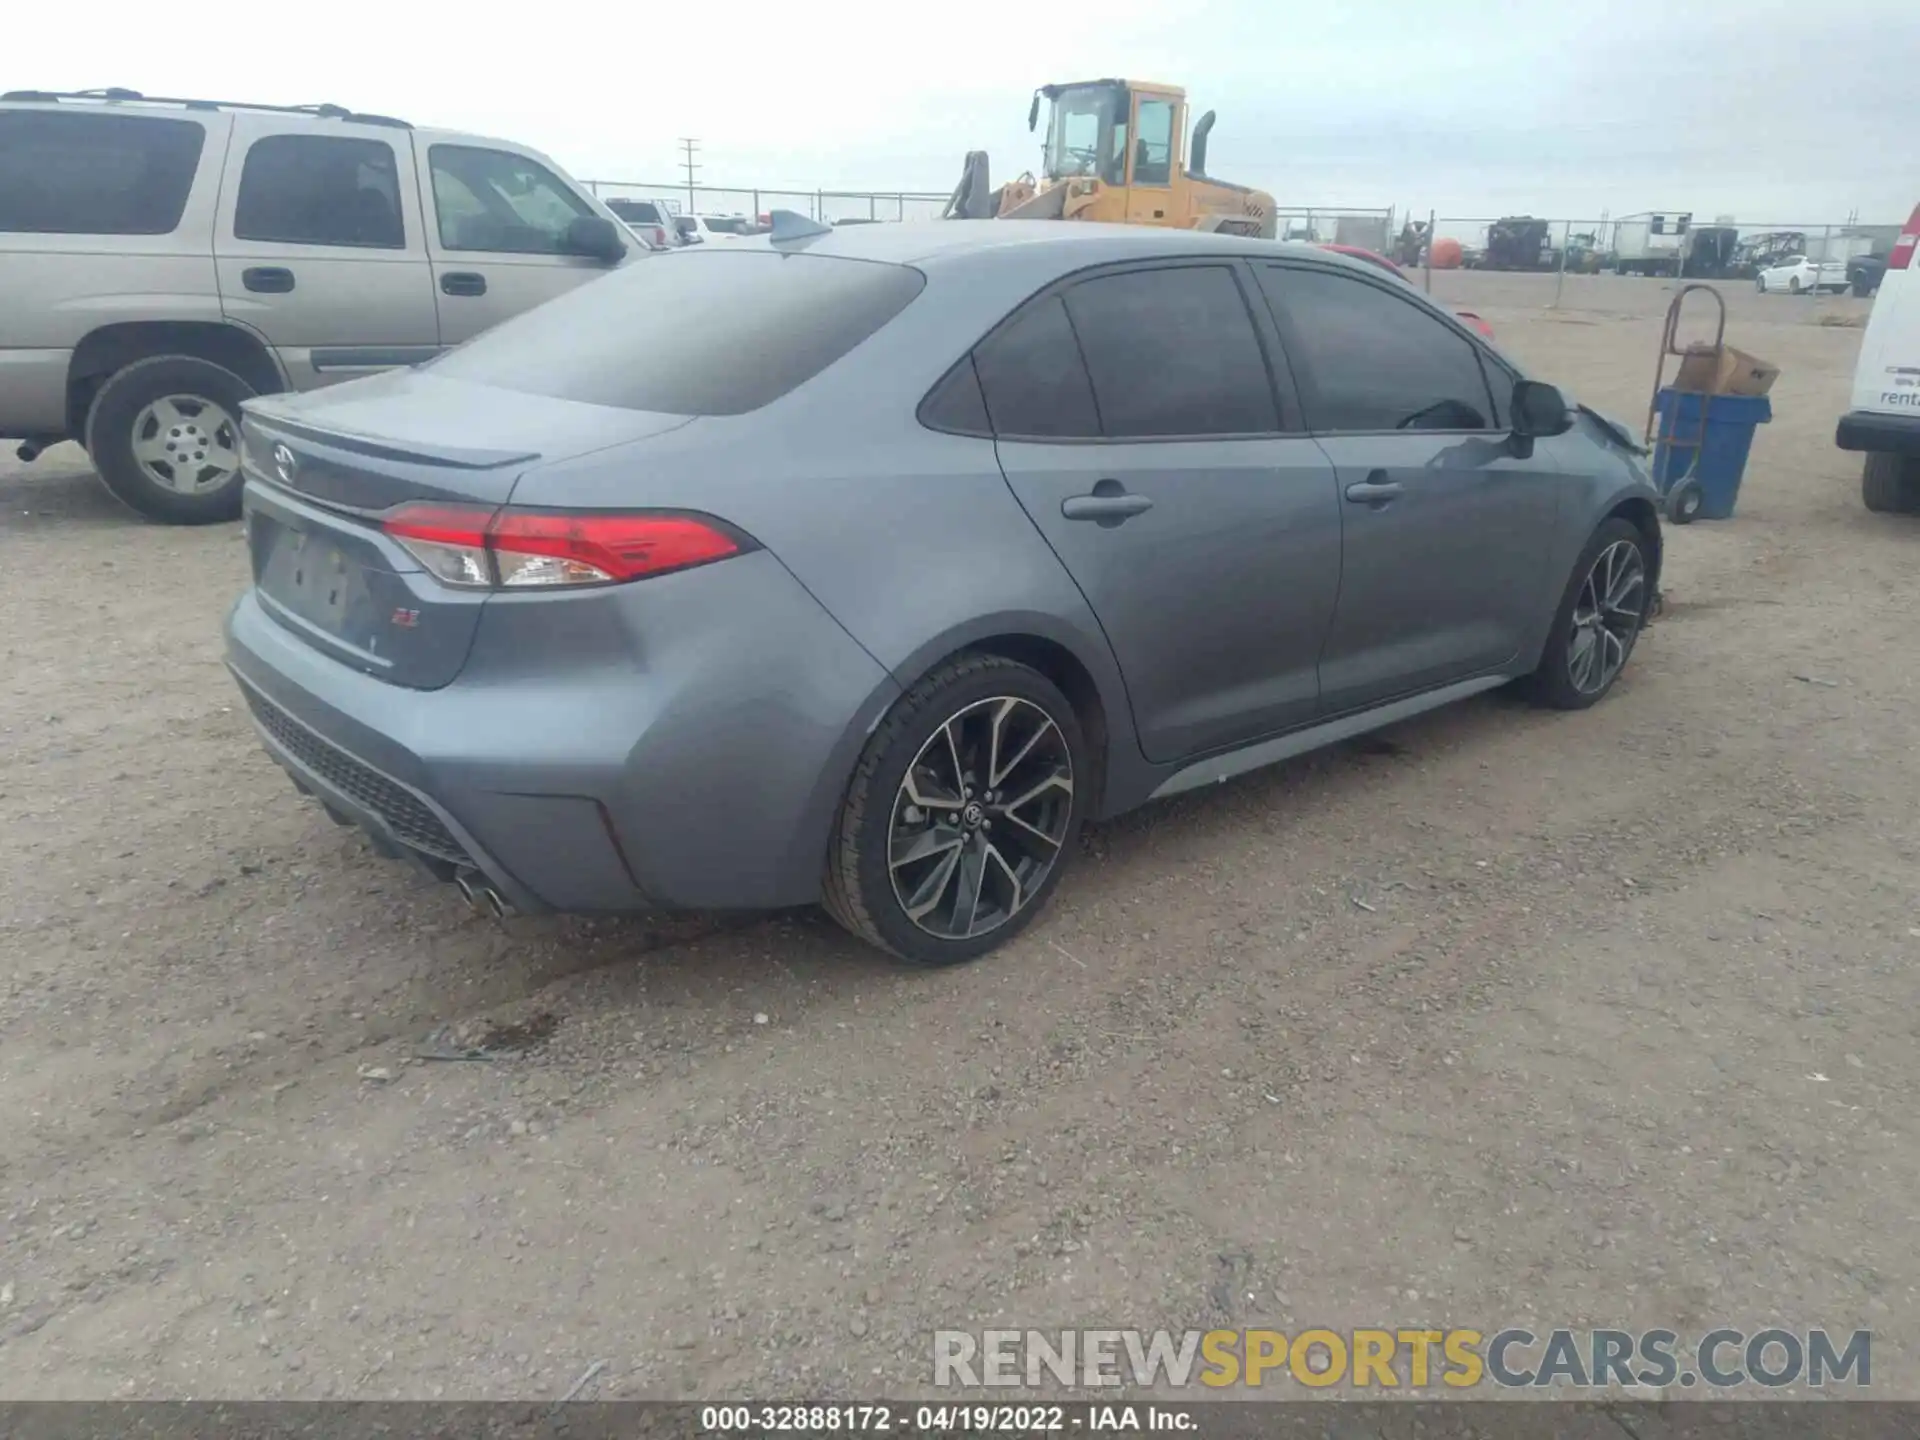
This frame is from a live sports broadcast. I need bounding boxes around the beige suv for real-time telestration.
[0,89,639,523]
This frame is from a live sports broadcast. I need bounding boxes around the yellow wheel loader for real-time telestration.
[943,79,1276,240]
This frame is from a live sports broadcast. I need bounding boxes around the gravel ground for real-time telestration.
[2,270,1917,1401]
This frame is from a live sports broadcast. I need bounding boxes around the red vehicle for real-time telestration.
[1318,243,1495,341]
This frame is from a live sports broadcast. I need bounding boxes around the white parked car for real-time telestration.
[1756,254,1848,294]
[1835,201,1920,512]
[602,197,679,248]
[673,213,754,244]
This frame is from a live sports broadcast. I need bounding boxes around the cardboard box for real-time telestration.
[1673,342,1779,397]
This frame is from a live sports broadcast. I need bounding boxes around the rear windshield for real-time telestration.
[706,217,749,234]
[0,110,206,235]
[675,217,698,236]
[426,250,927,415]
[606,199,662,224]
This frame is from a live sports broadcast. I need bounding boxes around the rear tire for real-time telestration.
[1523,518,1653,711]
[823,653,1087,967]
[1789,277,1803,295]
[85,354,256,525]
[1862,453,1920,514]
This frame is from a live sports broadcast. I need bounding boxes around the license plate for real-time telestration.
[258,519,378,642]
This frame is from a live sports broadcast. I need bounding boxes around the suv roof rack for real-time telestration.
[0,89,411,129]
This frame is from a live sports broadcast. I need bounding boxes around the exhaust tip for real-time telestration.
[15,441,43,463]
[455,867,516,920]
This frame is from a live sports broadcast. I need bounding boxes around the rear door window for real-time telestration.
[233,134,405,248]
[972,294,1102,439]
[1061,265,1279,437]
[426,250,925,414]
[1255,265,1497,432]
[0,110,205,235]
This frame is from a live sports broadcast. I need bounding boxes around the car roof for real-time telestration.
[758,219,1378,277]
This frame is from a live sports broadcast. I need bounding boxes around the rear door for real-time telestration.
[420,141,632,345]
[981,261,1342,763]
[1253,260,1566,714]
[213,115,439,389]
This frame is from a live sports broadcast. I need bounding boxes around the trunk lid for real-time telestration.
[240,372,692,690]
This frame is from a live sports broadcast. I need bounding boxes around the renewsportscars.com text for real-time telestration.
[933,1327,1871,1390]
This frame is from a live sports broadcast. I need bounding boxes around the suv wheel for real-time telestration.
[85,355,256,524]
[1524,518,1653,711]
[823,653,1087,966]
[1862,453,1920,514]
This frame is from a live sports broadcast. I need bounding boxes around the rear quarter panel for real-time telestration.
[1851,270,1916,414]
[0,108,232,435]
[506,253,1148,814]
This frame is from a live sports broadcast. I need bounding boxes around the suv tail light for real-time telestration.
[383,504,751,590]
[1889,202,1920,272]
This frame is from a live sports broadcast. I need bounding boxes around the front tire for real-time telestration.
[1523,518,1653,711]
[1756,276,1767,293]
[1862,453,1920,514]
[823,654,1087,966]
[85,354,256,524]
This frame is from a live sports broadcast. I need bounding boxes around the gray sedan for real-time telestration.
[225,221,1663,966]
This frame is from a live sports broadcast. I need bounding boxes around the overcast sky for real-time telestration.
[19,0,1916,225]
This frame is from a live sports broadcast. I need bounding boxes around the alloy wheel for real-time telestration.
[1567,539,1647,695]
[131,394,241,494]
[888,696,1074,941]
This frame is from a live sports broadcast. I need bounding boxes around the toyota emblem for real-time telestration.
[272,443,298,485]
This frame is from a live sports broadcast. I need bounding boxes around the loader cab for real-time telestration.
[1034,79,1187,225]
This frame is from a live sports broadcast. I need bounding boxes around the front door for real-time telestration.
[212,116,439,390]
[1252,261,1568,715]
[421,142,633,346]
[976,262,1342,764]
[1123,92,1180,228]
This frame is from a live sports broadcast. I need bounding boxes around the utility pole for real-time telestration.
[678,138,701,214]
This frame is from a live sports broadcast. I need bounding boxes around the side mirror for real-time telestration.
[565,214,627,264]
[1511,379,1573,439]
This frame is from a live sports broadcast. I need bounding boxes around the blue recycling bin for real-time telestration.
[1652,388,1772,520]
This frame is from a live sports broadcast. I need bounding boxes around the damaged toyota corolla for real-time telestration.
[226,218,1662,967]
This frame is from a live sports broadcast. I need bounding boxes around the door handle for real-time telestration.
[1061,480,1153,525]
[1344,472,1404,506]
[440,272,487,296]
[242,266,295,294]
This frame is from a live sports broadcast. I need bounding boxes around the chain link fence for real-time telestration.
[1417,216,1902,275]
[1269,207,1397,252]
[583,180,951,225]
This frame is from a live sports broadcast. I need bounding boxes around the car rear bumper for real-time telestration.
[224,549,901,915]
[1836,409,1920,456]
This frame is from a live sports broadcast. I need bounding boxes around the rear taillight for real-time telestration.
[651,226,668,247]
[382,504,747,590]
[1889,202,1920,271]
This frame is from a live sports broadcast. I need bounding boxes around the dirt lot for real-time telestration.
[3,271,1918,1401]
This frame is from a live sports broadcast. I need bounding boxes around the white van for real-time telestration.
[1837,201,1920,511]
